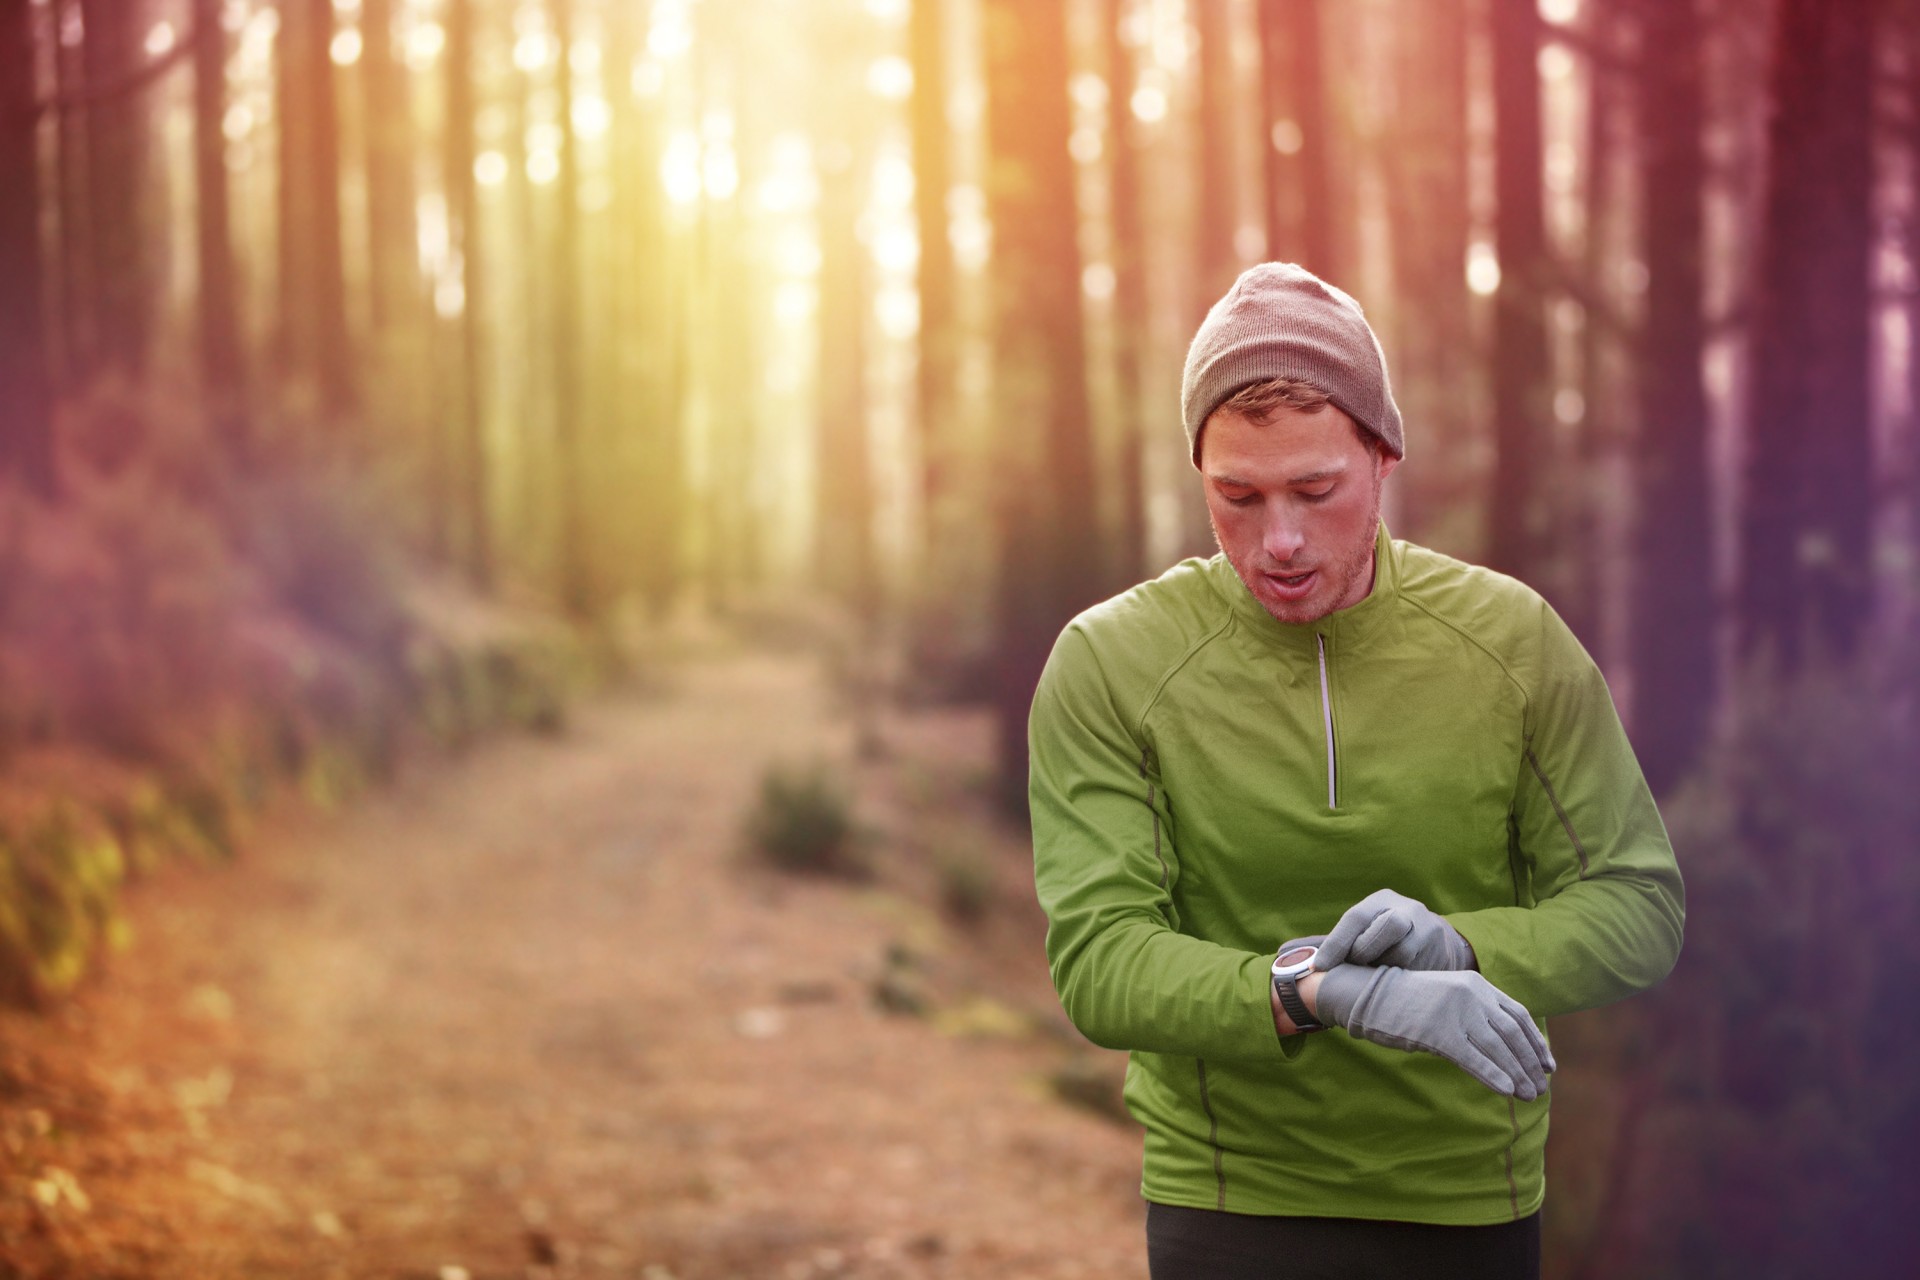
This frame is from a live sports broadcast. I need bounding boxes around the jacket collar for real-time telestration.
[1206,519,1400,656]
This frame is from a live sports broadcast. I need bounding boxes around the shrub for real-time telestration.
[743,761,866,879]
[937,848,995,925]
[1617,635,1920,1277]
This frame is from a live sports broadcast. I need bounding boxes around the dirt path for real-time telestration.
[0,651,1146,1279]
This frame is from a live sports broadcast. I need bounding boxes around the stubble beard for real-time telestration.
[1219,476,1384,627]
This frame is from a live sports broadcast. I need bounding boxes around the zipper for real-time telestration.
[1315,632,1337,809]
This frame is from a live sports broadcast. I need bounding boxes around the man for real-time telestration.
[1027,263,1684,1279]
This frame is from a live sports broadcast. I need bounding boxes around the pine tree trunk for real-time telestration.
[78,0,149,380]
[1105,0,1148,586]
[910,0,959,573]
[193,0,245,453]
[0,0,56,496]
[303,0,355,418]
[1739,0,1876,669]
[1487,0,1552,588]
[445,0,490,588]
[1259,0,1333,276]
[1631,0,1715,792]
[981,0,1101,806]
[360,0,417,335]
[552,0,590,615]
[1381,0,1469,546]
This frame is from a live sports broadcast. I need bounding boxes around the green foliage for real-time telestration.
[0,389,584,1006]
[1627,636,1920,1276]
[937,847,996,925]
[744,761,866,879]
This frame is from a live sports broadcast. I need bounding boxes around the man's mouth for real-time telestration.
[1263,568,1318,598]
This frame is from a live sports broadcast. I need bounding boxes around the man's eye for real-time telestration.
[1300,488,1335,503]
[1224,492,1258,507]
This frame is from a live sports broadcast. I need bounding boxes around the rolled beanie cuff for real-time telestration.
[1180,262,1405,467]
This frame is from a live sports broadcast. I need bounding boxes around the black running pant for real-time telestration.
[1146,1201,1542,1280]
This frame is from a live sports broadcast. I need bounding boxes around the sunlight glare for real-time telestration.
[474,151,510,187]
[1070,127,1102,165]
[632,59,665,98]
[435,275,466,320]
[1131,83,1168,125]
[875,285,920,340]
[573,95,612,139]
[872,225,920,273]
[867,56,914,101]
[1071,72,1109,114]
[515,33,558,72]
[405,21,446,71]
[1538,45,1574,82]
[1539,0,1580,22]
[704,146,740,201]
[527,149,561,185]
[872,151,915,209]
[773,280,817,324]
[649,2,694,60]
[864,0,909,26]
[1554,388,1585,425]
[145,22,176,57]
[222,104,254,143]
[1082,262,1116,302]
[1467,242,1502,296]
[331,29,364,67]
[663,132,702,204]
[1271,119,1304,156]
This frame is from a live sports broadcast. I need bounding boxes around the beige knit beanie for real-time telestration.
[1180,262,1405,466]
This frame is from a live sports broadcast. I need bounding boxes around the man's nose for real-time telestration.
[1263,515,1306,564]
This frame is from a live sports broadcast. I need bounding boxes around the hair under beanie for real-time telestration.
[1180,262,1404,466]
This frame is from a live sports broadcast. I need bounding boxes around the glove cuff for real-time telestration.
[1311,963,1385,1030]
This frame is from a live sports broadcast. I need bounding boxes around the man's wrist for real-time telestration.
[1271,969,1327,1036]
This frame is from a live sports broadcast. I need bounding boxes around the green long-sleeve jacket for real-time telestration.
[1028,521,1684,1224]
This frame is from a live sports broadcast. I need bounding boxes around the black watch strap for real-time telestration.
[1274,975,1325,1033]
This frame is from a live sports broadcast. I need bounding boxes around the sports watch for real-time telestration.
[1271,943,1326,1033]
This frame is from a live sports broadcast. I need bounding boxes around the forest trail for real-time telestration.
[0,650,1145,1280]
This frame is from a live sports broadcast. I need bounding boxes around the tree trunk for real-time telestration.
[1738,0,1875,669]
[445,0,490,589]
[78,0,149,380]
[0,0,56,496]
[1631,0,1714,793]
[981,0,1101,806]
[360,0,417,335]
[1104,0,1147,586]
[193,0,245,454]
[1381,0,1470,546]
[552,0,590,615]
[910,0,959,574]
[303,0,355,419]
[1259,0,1333,276]
[1486,0,1553,589]
[813,5,878,622]
[814,144,877,622]
[52,0,92,390]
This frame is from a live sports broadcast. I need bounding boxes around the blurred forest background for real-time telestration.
[1,0,1918,1276]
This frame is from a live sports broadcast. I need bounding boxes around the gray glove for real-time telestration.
[1315,888,1476,971]
[1313,965,1555,1100]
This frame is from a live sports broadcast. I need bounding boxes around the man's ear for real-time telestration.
[1378,452,1401,484]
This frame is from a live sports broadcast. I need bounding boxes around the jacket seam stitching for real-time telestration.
[1139,748,1171,902]
[1504,1098,1520,1219]
[1135,613,1235,740]
[1195,1058,1226,1210]
[1525,746,1591,878]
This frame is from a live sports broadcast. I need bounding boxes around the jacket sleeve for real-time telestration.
[1444,607,1686,1019]
[1029,624,1297,1062]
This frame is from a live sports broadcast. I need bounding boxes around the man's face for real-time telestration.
[1200,402,1399,625]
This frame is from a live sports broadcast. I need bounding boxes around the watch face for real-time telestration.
[1272,944,1318,978]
